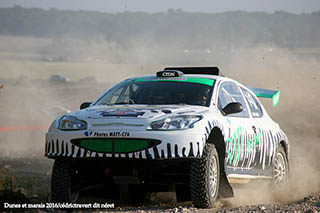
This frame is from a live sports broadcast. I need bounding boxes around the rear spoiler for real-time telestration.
[248,87,280,107]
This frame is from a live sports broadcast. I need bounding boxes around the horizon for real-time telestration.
[0,0,320,14]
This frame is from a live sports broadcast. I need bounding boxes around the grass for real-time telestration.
[0,35,162,83]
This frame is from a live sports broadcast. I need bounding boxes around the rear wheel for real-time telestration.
[272,146,289,185]
[51,159,80,203]
[190,144,220,208]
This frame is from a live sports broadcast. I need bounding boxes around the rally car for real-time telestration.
[45,67,289,208]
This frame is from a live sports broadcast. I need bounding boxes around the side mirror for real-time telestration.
[80,102,92,110]
[222,102,243,115]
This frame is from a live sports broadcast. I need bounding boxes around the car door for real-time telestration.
[217,81,260,170]
[241,87,273,171]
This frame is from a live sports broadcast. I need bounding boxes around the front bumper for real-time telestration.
[45,128,207,160]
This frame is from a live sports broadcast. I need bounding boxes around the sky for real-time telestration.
[0,0,320,14]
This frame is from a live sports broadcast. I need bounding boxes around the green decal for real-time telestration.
[226,126,243,164]
[235,126,242,163]
[225,126,263,165]
[226,137,233,164]
[80,138,113,152]
[79,138,149,153]
[250,87,280,107]
[135,77,214,86]
[114,139,148,153]
[272,90,280,107]
[247,132,262,153]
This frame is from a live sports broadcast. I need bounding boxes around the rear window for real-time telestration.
[242,88,264,118]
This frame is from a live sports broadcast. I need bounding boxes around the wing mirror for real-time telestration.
[80,102,92,110]
[222,102,243,115]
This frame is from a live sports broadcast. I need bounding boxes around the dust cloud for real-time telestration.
[220,47,320,207]
[0,35,319,206]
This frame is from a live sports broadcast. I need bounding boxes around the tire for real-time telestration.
[272,146,289,185]
[51,159,80,203]
[190,144,220,208]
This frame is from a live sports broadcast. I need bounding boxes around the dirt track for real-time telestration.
[0,48,320,212]
[0,156,319,212]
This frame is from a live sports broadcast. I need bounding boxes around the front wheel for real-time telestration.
[51,159,80,203]
[190,144,220,208]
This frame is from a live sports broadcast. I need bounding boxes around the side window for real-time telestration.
[108,87,124,104]
[242,88,263,118]
[116,84,141,104]
[104,86,129,104]
[218,82,249,117]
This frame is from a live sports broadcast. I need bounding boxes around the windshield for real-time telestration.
[95,77,215,107]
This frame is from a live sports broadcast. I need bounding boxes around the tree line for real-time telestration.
[0,6,319,50]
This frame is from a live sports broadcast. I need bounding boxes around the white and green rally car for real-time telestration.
[45,67,289,208]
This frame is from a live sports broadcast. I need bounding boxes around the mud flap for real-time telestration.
[218,172,234,198]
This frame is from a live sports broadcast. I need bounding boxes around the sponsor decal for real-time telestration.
[84,131,93,136]
[161,72,176,77]
[108,132,130,137]
[154,77,187,81]
[84,131,130,137]
[225,126,262,165]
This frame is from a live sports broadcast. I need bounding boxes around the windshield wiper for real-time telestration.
[114,102,131,105]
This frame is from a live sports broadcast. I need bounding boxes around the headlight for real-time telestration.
[58,115,87,131]
[147,115,202,131]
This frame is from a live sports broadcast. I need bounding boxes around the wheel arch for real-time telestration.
[207,127,225,174]
[279,140,290,160]
[206,126,234,198]
[279,139,290,172]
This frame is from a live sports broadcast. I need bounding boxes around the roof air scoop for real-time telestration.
[156,70,184,77]
[164,67,220,76]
